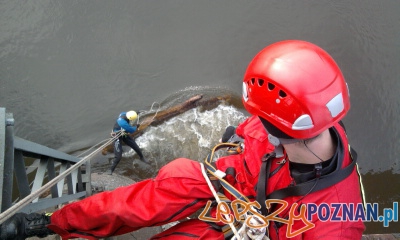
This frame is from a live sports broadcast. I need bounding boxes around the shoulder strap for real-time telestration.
[266,146,357,200]
[256,153,275,216]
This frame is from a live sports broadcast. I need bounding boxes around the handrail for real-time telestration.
[0,134,116,224]
[14,137,80,163]
[0,107,119,225]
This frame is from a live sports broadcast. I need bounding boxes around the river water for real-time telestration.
[1,0,399,234]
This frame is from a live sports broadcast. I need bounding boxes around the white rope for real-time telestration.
[137,102,161,126]
[76,131,122,158]
[0,132,122,225]
[199,163,241,239]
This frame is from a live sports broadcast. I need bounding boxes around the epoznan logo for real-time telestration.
[307,202,398,227]
[199,200,398,238]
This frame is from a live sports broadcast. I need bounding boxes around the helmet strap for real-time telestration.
[278,137,303,145]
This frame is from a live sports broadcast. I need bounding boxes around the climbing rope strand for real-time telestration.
[137,102,161,126]
[0,133,120,225]
[199,163,241,240]
[76,130,123,158]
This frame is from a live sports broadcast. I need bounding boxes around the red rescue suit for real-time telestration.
[48,116,364,239]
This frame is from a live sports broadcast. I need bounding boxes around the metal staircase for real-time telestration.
[0,107,91,223]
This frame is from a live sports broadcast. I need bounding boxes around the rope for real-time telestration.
[0,131,123,225]
[199,162,241,240]
[137,102,161,126]
[76,136,118,158]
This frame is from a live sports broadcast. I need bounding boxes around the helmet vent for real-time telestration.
[258,78,264,86]
[279,90,287,98]
[268,83,275,91]
[251,78,255,85]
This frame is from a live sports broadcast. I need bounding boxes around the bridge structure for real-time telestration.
[0,107,92,224]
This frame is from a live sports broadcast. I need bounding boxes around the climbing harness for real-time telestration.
[263,146,357,201]
[110,127,130,140]
[200,162,241,240]
[204,143,250,202]
[201,143,270,240]
[201,137,361,239]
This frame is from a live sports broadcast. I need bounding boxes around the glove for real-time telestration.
[221,126,236,143]
[0,213,53,239]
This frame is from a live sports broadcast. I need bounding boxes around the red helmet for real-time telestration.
[242,40,350,139]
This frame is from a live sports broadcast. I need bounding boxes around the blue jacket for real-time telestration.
[113,112,138,134]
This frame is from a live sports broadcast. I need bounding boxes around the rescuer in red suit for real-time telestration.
[0,40,365,240]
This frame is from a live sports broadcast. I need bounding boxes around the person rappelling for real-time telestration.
[107,110,149,175]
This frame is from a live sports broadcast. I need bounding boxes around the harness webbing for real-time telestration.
[255,153,275,216]
[203,143,252,239]
[204,143,251,203]
[203,142,359,239]
[267,146,357,200]
[200,163,241,239]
